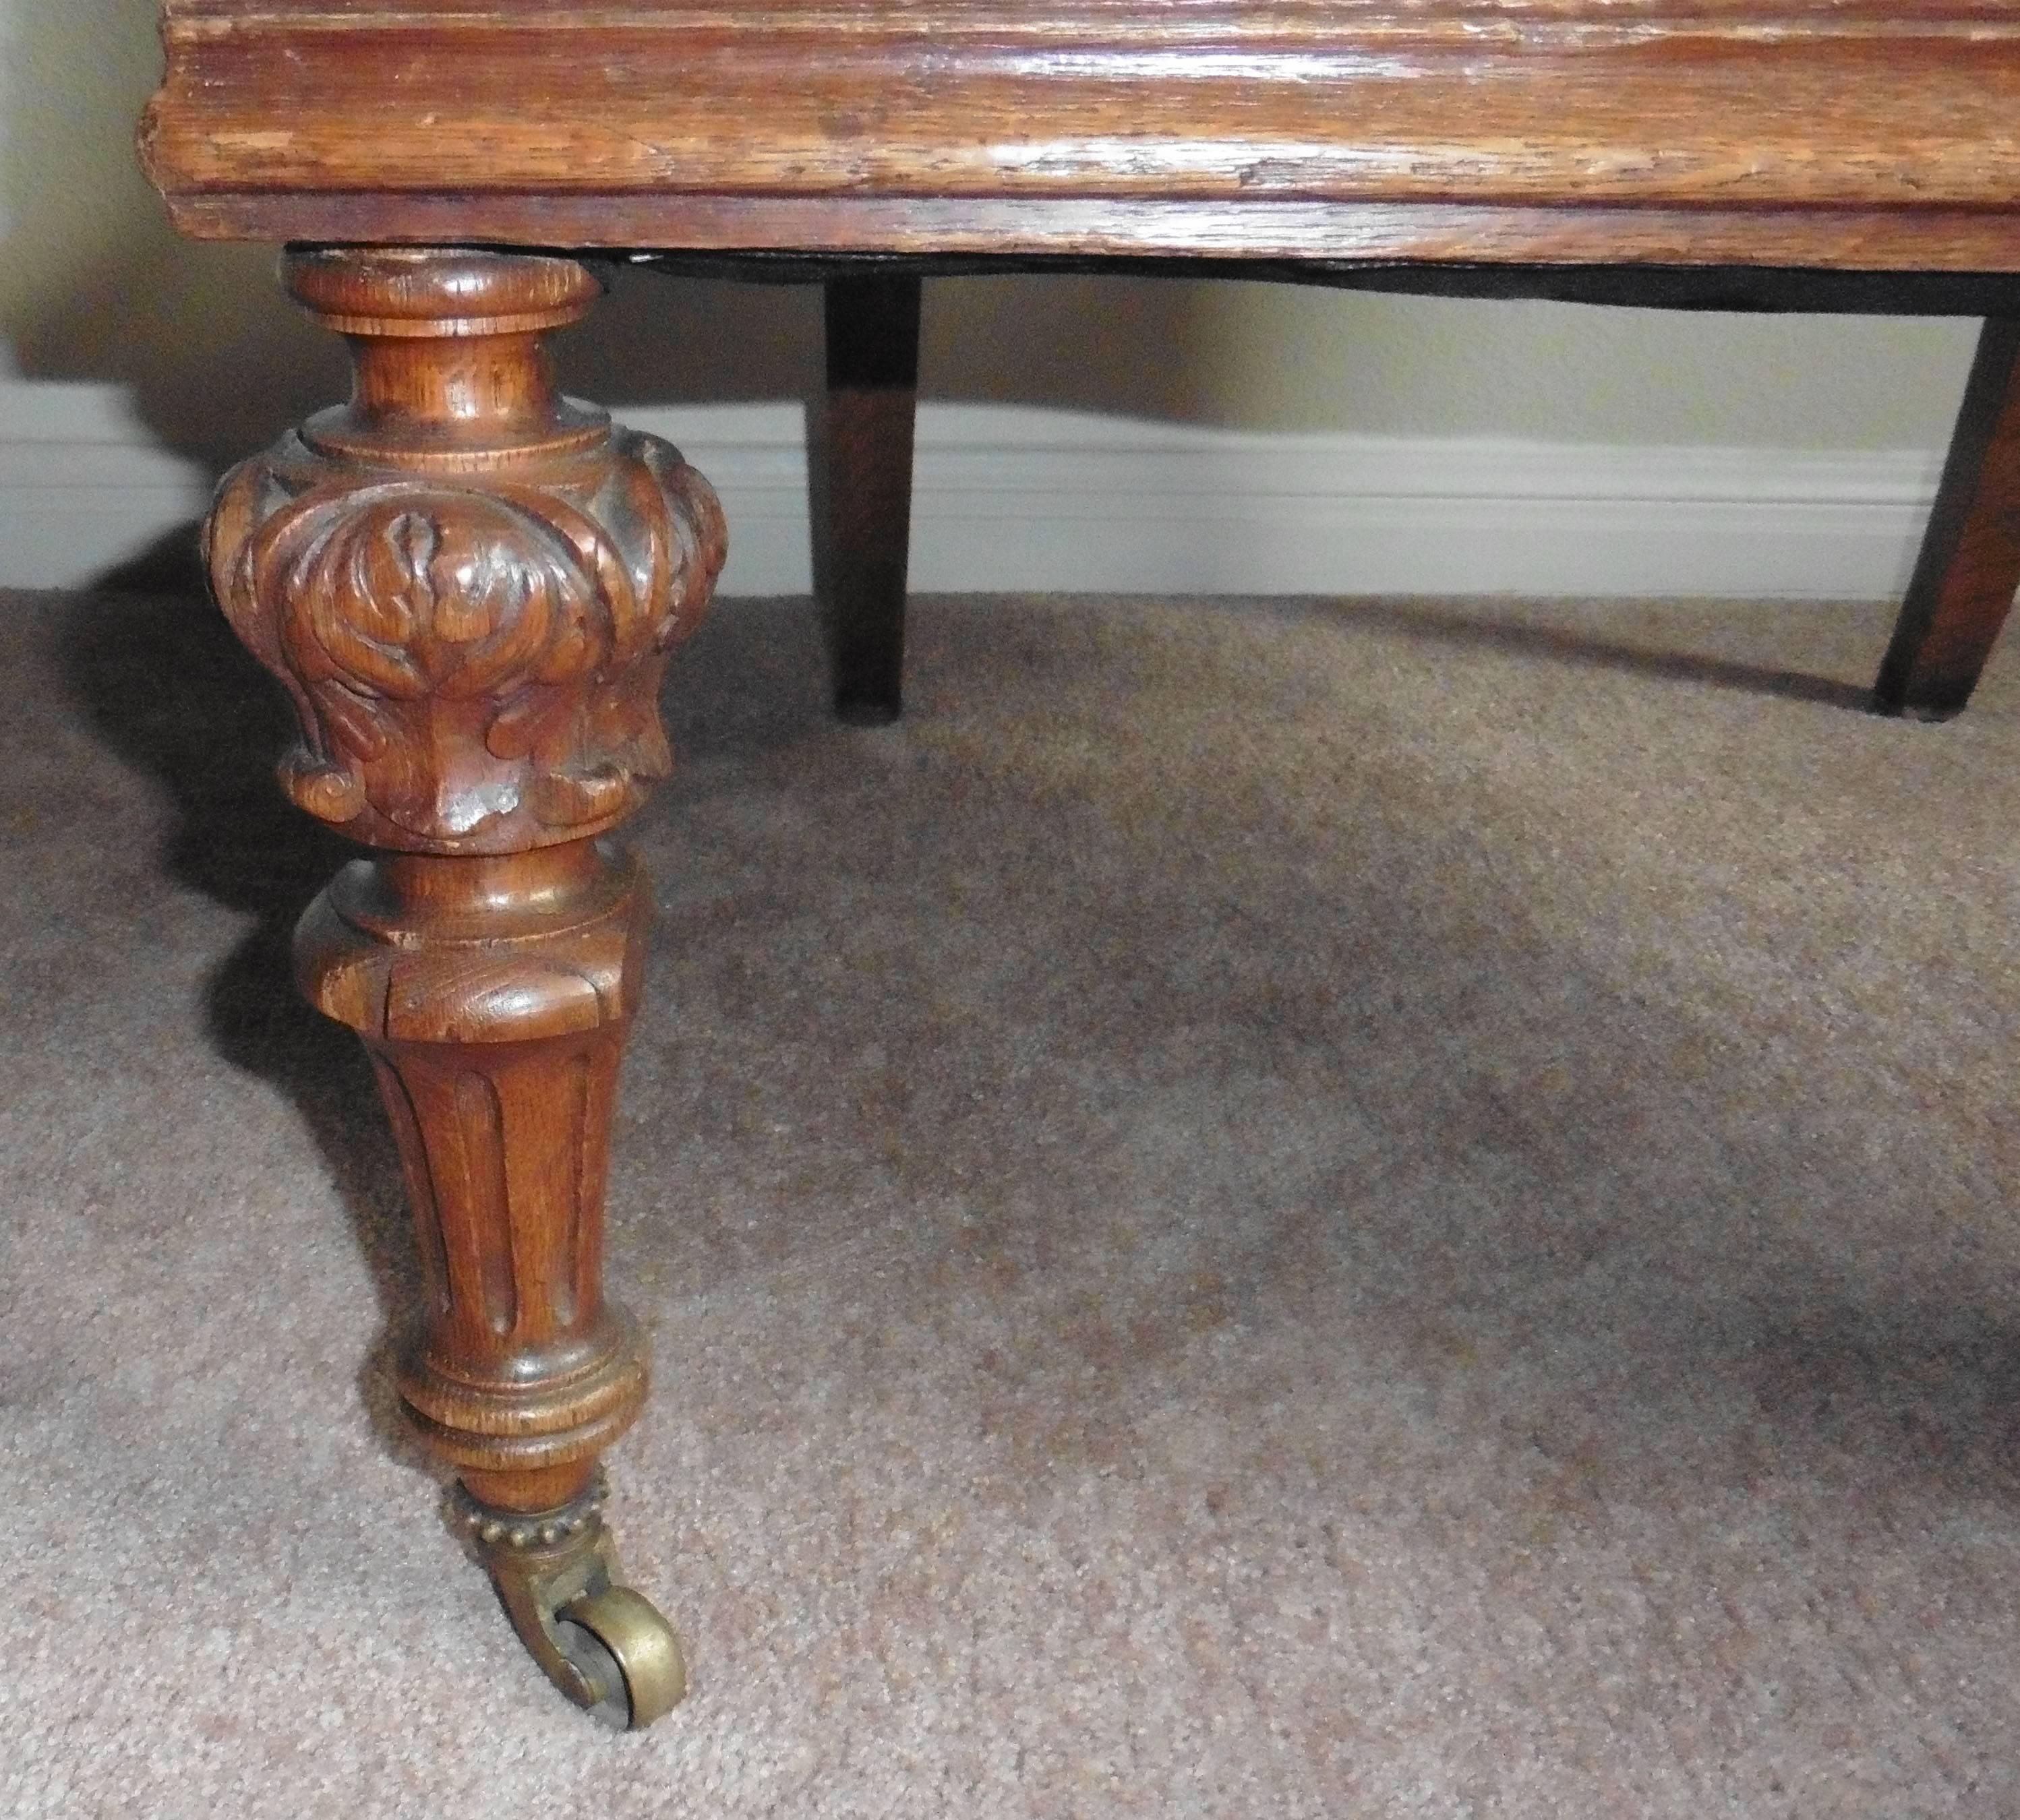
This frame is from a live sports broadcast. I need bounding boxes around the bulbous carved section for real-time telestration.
[207,427,725,853]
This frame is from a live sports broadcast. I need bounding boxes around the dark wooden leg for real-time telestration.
[203,248,726,1726]
[1874,316,2020,719]
[823,273,922,724]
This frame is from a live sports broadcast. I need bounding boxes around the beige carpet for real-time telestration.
[5,584,2020,1817]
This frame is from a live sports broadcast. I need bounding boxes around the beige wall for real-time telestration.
[1,0,1982,474]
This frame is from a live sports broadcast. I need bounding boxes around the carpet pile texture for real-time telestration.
[4,586,2019,1817]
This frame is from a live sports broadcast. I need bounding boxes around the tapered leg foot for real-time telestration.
[1874,315,2020,719]
[823,273,922,724]
[202,247,725,1724]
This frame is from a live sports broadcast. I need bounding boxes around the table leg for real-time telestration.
[203,246,725,1727]
[823,272,921,724]
[1874,315,2020,719]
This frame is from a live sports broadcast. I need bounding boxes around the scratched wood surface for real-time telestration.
[142,1,2020,266]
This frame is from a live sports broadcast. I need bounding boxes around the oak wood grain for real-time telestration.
[144,1,2020,268]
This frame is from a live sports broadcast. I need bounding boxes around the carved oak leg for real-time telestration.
[203,248,725,1726]
[1874,315,2020,719]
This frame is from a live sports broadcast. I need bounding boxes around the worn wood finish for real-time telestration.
[142,3,2020,269]
[1875,318,2020,720]
[823,274,922,725]
[201,246,725,1722]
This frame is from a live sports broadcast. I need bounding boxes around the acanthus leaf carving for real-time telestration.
[207,428,725,854]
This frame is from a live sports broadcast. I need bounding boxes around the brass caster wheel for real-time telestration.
[454,1472,689,1730]
[558,1585,688,1730]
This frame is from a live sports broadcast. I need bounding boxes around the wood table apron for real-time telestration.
[142,0,2020,1728]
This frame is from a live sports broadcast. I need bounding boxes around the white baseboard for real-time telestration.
[0,383,217,588]
[0,386,1944,602]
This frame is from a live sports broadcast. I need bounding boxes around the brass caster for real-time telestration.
[558,1585,688,1730]
[454,1472,688,1730]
